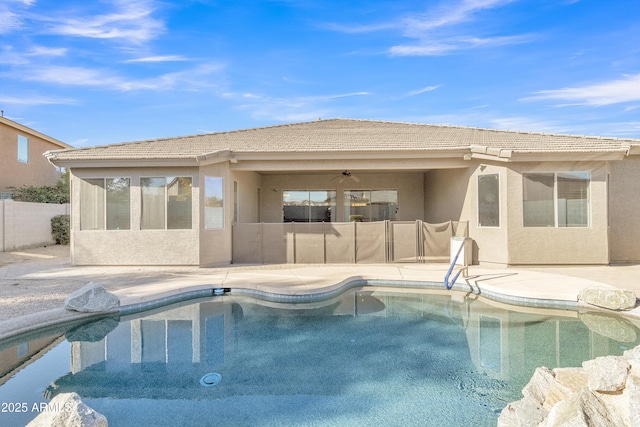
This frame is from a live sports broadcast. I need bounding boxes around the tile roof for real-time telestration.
[47,118,638,161]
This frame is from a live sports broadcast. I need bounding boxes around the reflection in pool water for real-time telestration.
[1,288,639,426]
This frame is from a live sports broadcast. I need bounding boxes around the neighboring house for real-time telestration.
[45,118,640,267]
[0,116,72,197]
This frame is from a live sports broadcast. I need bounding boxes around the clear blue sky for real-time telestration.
[1,0,639,147]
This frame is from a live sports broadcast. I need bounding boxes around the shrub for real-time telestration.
[10,170,69,204]
[51,214,70,245]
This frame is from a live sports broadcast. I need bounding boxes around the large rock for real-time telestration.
[498,398,547,427]
[543,388,624,427]
[65,283,120,313]
[583,356,630,392]
[578,287,637,311]
[501,344,640,426]
[26,392,107,427]
[523,367,572,410]
[627,375,640,426]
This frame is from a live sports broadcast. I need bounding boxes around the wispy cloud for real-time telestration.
[402,0,512,35]
[327,0,532,56]
[0,44,68,65]
[9,62,225,92]
[404,85,441,97]
[45,0,164,44]
[27,46,68,57]
[123,55,189,63]
[390,34,536,56]
[230,91,371,122]
[523,74,640,106]
[0,10,20,34]
[322,92,370,100]
[322,22,397,34]
[0,94,77,106]
[0,0,35,34]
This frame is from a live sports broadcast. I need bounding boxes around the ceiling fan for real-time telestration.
[330,170,361,183]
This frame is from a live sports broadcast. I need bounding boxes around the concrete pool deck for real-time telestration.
[2,245,640,339]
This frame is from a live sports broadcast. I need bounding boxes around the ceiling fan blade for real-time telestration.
[351,175,361,183]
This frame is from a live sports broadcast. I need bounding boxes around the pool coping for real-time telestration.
[0,277,582,343]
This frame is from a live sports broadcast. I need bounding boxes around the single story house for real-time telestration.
[45,118,640,267]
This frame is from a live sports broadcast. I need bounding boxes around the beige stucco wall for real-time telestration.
[70,167,200,265]
[424,160,610,266]
[259,172,424,223]
[0,122,64,194]
[197,165,260,266]
[423,164,509,265]
[65,156,620,266]
[231,170,262,223]
[609,156,640,263]
[423,168,469,223]
[505,161,609,265]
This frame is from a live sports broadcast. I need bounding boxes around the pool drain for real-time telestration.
[200,372,222,387]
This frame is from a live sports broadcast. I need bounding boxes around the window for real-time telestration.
[523,173,554,227]
[557,172,590,227]
[233,181,238,223]
[478,174,499,227]
[344,190,398,222]
[80,178,130,230]
[283,190,336,222]
[523,172,590,227]
[141,177,192,230]
[205,177,224,229]
[17,135,28,163]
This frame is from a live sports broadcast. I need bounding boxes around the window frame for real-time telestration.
[282,190,336,222]
[17,135,29,163]
[522,171,591,228]
[343,189,398,222]
[204,176,224,229]
[140,176,193,230]
[79,177,131,231]
[477,173,500,228]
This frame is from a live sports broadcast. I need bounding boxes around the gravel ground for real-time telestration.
[0,245,89,322]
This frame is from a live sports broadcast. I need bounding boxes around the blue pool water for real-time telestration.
[1,288,638,426]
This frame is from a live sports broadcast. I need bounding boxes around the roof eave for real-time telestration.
[46,157,201,168]
[508,151,627,162]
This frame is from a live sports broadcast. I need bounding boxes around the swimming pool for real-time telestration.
[1,287,639,426]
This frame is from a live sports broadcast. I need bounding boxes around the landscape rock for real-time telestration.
[623,345,640,364]
[497,398,547,427]
[26,392,107,427]
[627,375,640,426]
[583,356,629,392]
[522,367,571,410]
[502,344,640,427]
[543,388,624,427]
[553,368,588,393]
[64,283,119,313]
[578,287,637,311]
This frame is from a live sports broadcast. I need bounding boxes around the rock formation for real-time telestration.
[499,345,640,426]
[26,392,107,427]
